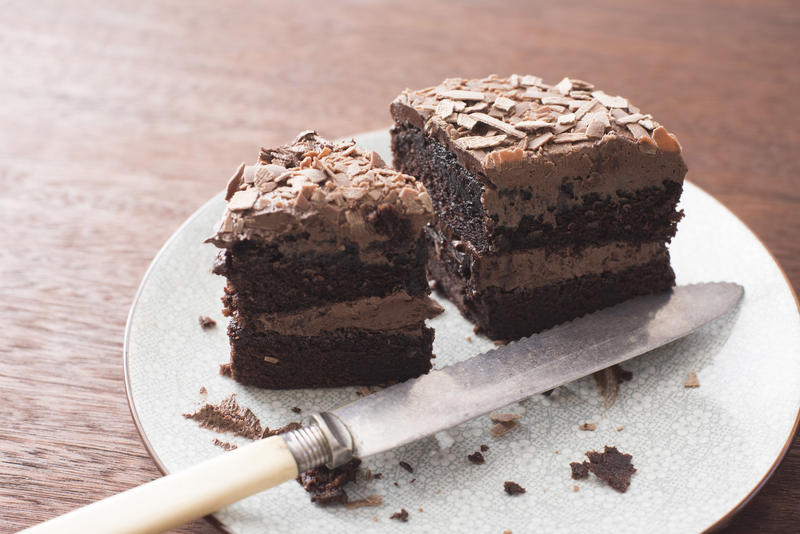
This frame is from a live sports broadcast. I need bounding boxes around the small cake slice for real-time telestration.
[391,75,686,339]
[206,131,442,388]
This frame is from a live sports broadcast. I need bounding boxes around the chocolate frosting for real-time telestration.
[471,241,667,292]
[206,131,434,250]
[252,291,444,336]
[390,75,688,227]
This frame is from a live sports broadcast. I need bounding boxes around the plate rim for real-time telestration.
[122,134,800,534]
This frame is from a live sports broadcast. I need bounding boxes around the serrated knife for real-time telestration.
[23,282,743,534]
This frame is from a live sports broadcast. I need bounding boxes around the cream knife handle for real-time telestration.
[20,435,298,534]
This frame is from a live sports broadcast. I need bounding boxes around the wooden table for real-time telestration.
[1,1,797,532]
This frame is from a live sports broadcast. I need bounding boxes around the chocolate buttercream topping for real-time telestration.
[207,131,433,249]
[391,75,687,189]
[253,291,443,336]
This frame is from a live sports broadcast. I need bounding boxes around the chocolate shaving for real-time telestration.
[527,132,554,150]
[212,438,237,451]
[455,134,507,150]
[490,412,522,423]
[219,363,232,376]
[553,132,589,144]
[573,99,599,121]
[480,444,489,452]
[469,112,526,138]
[493,96,516,112]
[399,461,414,473]
[456,113,478,130]
[435,99,455,119]
[586,119,606,139]
[489,420,518,437]
[591,91,628,108]
[515,120,554,131]
[440,89,484,101]
[684,372,700,388]
[593,365,633,408]
[225,163,245,201]
[554,77,573,95]
[345,494,382,510]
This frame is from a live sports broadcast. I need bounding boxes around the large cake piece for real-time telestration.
[207,131,442,388]
[390,75,686,339]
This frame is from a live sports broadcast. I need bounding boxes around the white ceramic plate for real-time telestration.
[125,130,800,534]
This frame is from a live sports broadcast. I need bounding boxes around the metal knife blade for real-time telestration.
[328,282,742,460]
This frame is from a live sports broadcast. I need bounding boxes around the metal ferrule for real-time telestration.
[282,412,354,472]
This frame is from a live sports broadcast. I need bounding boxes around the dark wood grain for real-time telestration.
[1,1,797,532]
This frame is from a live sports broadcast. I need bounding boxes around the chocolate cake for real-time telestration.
[207,131,442,388]
[391,75,686,339]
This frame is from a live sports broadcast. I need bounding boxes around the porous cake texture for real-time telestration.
[207,131,442,388]
[390,75,686,339]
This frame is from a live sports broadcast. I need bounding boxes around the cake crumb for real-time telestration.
[199,386,207,395]
[390,509,409,522]
[503,481,526,495]
[373,472,383,480]
[372,516,378,522]
[399,461,414,473]
[684,372,700,388]
[365,469,372,481]
[297,458,361,505]
[198,316,216,329]
[418,508,423,512]
[572,485,579,492]
[490,421,518,437]
[291,406,302,414]
[570,462,590,480]
[579,422,597,431]
[493,340,508,346]
[466,336,473,342]
[219,363,232,376]
[345,494,382,510]
[435,489,441,494]
[617,425,625,432]
[582,446,636,492]
[467,451,485,464]
[503,530,513,534]
[480,444,489,452]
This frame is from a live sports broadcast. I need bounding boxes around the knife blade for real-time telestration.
[287,282,743,468]
[25,282,743,534]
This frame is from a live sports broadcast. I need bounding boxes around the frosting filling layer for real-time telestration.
[429,227,668,293]
[252,291,443,336]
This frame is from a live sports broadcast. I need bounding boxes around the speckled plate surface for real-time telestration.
[125,130,800,534]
